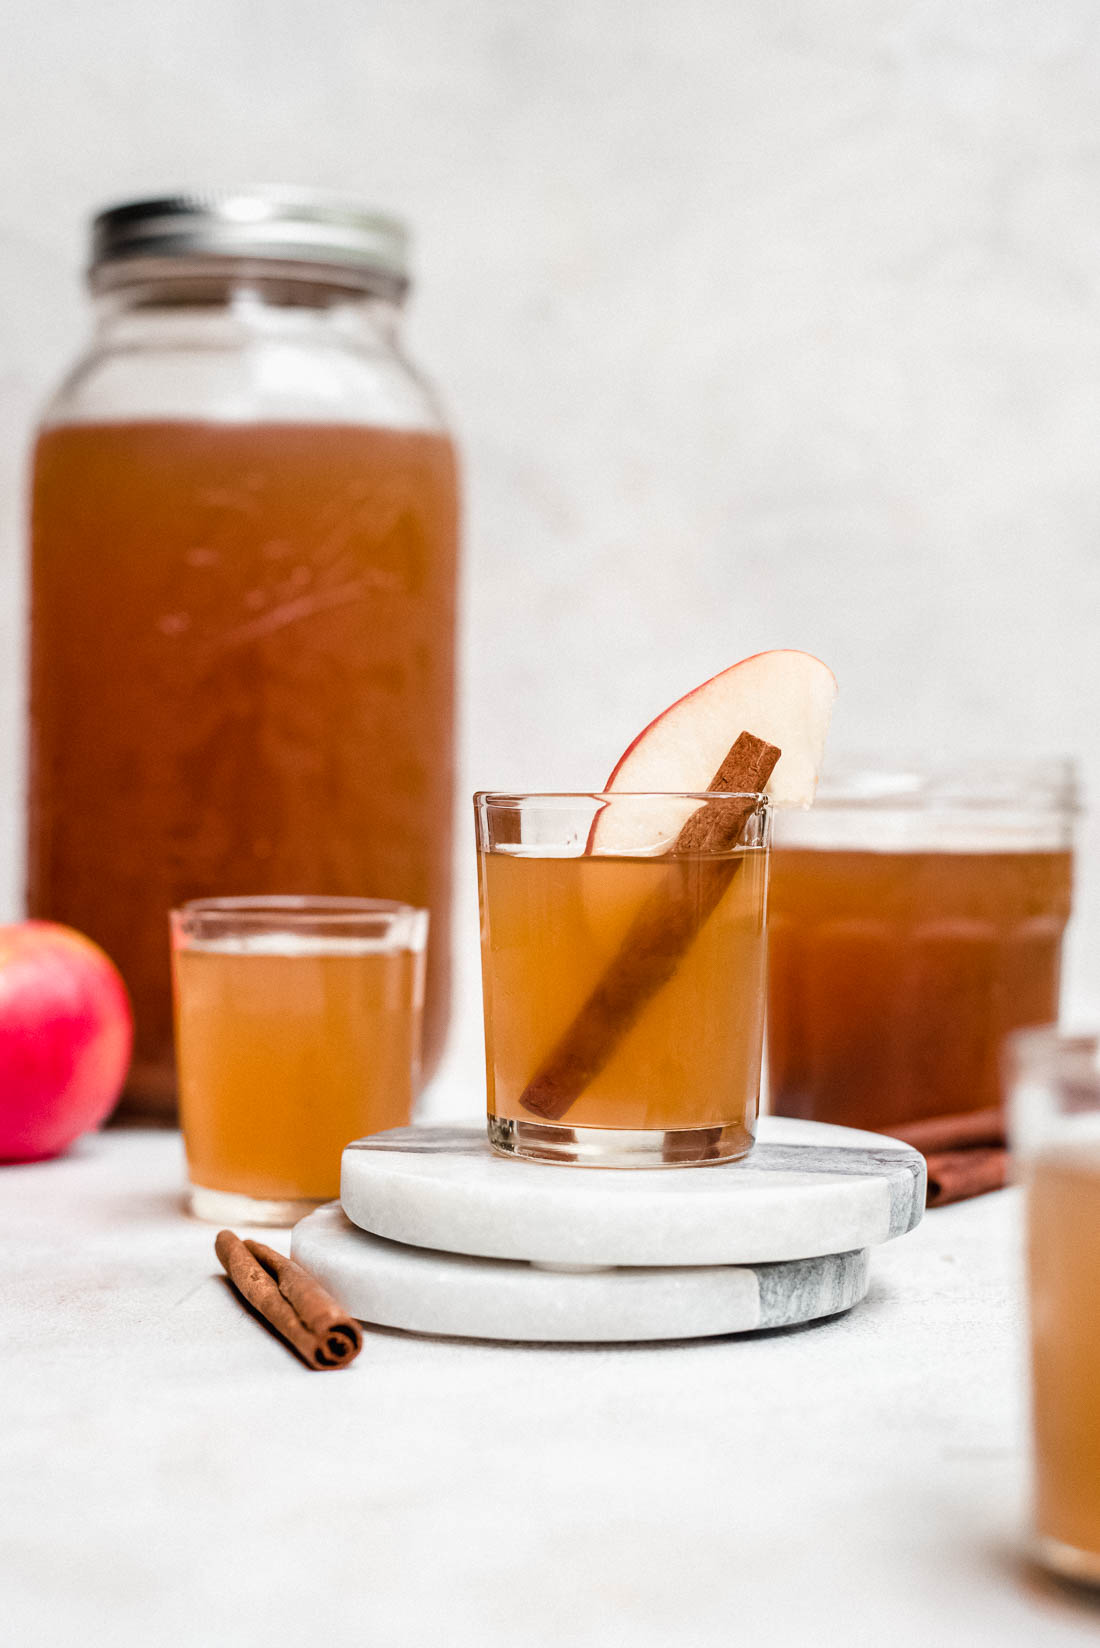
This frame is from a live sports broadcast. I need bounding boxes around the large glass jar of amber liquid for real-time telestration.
[28,192,459,1116]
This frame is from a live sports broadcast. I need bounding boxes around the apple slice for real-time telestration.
[590,649,836,852]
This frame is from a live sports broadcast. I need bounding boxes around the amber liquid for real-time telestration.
[174,936,421,1202]
[28,421,458,1112]
[767,849,1072,1130]
[479,848,768,1138]
[1028,1146,1100,1579]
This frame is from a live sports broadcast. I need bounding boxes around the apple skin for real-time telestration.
[603,649,837,805]
[589,649,837,853]
[0,921,133,1163]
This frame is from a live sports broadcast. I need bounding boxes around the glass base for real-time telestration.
[1033,1532,1100,1589]
[487,1115,755,1168]
[188,1182,325,1227]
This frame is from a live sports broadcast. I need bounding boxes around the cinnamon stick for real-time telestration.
[888,1107,1005,1154]
[924,1147,1008,1208]
[876,1110,1008,1206]
[520,731,781,1122]
[214,1230,362,1370]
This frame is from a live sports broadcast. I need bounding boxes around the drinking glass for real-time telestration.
[1008,1027,1100,1587]
[475,791,771,1167]
[767,759,1076,1132]
[171,896,427,1224]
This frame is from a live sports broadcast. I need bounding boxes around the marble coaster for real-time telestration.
[292,1203,871,1343]
[340,1115,925,1268]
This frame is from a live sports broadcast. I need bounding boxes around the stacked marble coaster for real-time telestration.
[291,1115,926,1345]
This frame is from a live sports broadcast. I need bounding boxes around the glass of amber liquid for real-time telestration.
[171,896,427,1224]
[475,792,771,1167]
[767,761,1076,1132]
[1009,1027,1100,1587]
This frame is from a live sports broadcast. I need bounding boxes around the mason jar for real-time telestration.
[27,190,460,1117]
[767,758,1077,1131]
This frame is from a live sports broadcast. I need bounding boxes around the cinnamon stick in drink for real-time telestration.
[520,731,780,1121]
[215,1230,362,1369]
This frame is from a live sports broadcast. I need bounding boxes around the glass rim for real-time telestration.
[1006,1024,1100,1068]
[474,790,772,805]
[803,791,1078,814]
[1007,1025,1100,1157]
[170,894,423,927]
[804,755,1080,813]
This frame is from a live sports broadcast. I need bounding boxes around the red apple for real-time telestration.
[591,649,837,852]
[0,921,133,1162]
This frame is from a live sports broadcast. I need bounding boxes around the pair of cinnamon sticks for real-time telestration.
[215,1230,361,1370]
[886,1108,1007,1207]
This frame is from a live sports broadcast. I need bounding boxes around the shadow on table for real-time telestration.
[996,1543,1100,1618]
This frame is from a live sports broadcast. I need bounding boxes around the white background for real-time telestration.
[1,1,1098,1086]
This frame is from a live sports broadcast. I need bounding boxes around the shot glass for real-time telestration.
[1008,1027,1100,1587]
[171,896,427,1224]
[475,791,771,1167]
[767,758,1076,1132]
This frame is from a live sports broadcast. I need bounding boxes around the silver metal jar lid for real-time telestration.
[88,188,410,296]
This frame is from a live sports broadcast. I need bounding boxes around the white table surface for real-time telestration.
[2,1127,1098,1648]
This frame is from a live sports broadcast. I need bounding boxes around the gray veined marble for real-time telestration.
[291,1203,872,1343]
[753,1248,871,1330]
[339,1115,926,1268]
[745,1143,926,1239]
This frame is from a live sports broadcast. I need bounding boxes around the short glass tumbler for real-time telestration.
[1009,1028,1100,1589]
[768,758,1076,1132]
[172,895,427,1224]
[475,791,771,1167]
